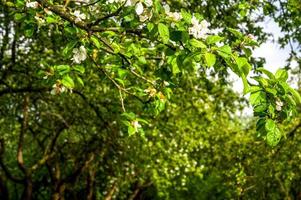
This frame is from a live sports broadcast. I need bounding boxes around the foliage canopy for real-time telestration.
[0,0,301,199]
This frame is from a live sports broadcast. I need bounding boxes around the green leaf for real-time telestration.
[73,65,85,74]
[217,45,231,58]
[158,23,169,44]
[249,91,266,106]
[275,69,288,81]
[55,65,70,75]
[256,118,266,136]
[171,57,180,74]
[15,13,24,21]
[111,43,121,53]
[76,76,84,87]
[265,88,277,96]
[61,75,75,89]
[265,119,276,132]
[248,86,262,93]
[253,76,269,87]
[241,74,250,94]
[189,39,207,48]
[257,68,275,79]
[90,35,101,49]
[204,52,216,67]
[46,16,57,24]
[266,127,282,147]
[180,9,192,23]
[235,57,251,76]
[63,41,77,57]
[227,28,243,38]
[206,35,223,45]
[128,125,136,136]
[254,103,268,115]
[287,95,296,106]
[288,87,301,104]
[25,28,34,37]
[121,112,136,120]
[147,22,154,32]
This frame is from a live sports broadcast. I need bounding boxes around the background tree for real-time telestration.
[0,0,301,199]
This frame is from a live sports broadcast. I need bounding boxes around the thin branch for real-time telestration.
[0,86,50,97]
[37,0,141,34]
[119,89,126,112]
[88,1,126,27]
[17,95,30,174]
[0,139,24,184]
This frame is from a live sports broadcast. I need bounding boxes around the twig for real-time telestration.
[119,89,126,112]
[88,1,126,27]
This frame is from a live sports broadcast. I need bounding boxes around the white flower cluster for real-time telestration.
[276,99,284,111]
[72,46,87,64]
[34,16,45,24]
[26,1,39,8]
[73,10,86,23]
[189,16,210,39]
[144,87,157,97]
[163,4,182,21]
[51,83,67,95]
[131,120,141,132]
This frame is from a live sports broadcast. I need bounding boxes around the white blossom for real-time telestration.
[189,16,210,39]
[44,8,53,15]
[51,83,67,95]
[163,4,182,21]
[131,120,141,132]
[166,12,182,21]
[276,99,284,111]
[139,10,153,22]
[34,16,45,24]
[163,4,170,13]
[26,1,39,8]
[135,2,144,15]
[144,87,157,97]
[191,16,199,26]
[247,34,255,40]
[72,46,87,64]
[163,81,170,86]
[73,10,86,23]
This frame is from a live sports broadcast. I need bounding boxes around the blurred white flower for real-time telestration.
[44,8,53,15]
[139,10,153,22]
[166,12,182,21]
[34,16,45,24]
[276,99,284,111]
[51,83,67,95]
[163,4,182,21]
[135,2,144,15]
[26,1,39,8]
[72,46,87,64]
[131,120,141,132]
[191,16,199,26]
[144,87,157,97]
[189,16,210,39]
[247,34,255,40]
[163,4,170,13]
[73,10,86,23]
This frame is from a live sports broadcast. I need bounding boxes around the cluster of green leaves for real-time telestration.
[249,68,301,146]
[1,0,301,199]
